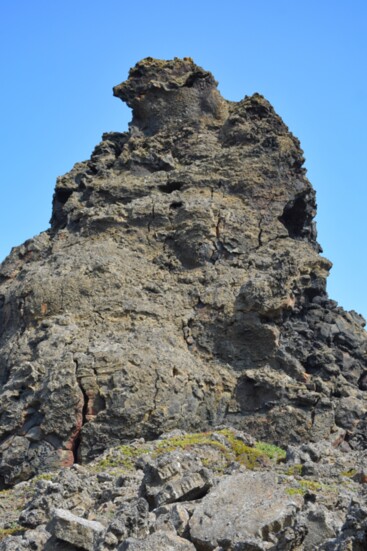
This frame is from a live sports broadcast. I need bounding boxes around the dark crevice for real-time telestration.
[176,483,212,502]
[147,203,155,232]
[304,287,321,301]
[258,228,263,248]
[310,397,321,427]
[195,298,206,309]
[184,71,209,88]
[358,371,367,391]
[279,193,312,239]
[73,379,89,464]
[152,370,160,410]
[54,188,73,205]
[170,201,183,209]
[158,181,183,193]
[215,213,222,239]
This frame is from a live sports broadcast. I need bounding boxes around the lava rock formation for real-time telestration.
[0,60,366,549]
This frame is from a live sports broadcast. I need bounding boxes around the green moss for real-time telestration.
[95,444,150,472]
[218,429,286,468]
[154,431,228,457]
[283,477,337,497]
[254,442,287,461]
[285,464,303,476]
[285,487,304,496]
[153,429,288,470]
[31,472,55,483]
[299,479,323,492]
[93,429,287,474]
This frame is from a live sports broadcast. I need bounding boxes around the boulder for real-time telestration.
[47,508,105,551]
[190,471,302,550]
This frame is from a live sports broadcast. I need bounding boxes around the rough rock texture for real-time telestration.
[1,57,366,487]
[0,429,366,550]
[119,531,197,551]
[47,509,105,551]
[189,471,302,549]
[0,57,366,548]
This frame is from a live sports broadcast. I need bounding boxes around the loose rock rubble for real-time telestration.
[0,58,366,548]
[0,429,366,549]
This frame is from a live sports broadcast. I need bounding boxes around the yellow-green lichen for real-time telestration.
[340,469,357,478]
[31,472,55,484]
[283,477,337,497]
[285,487,304,496]
[285,464,303,476]
[94,444,150,473]
[154,429,286,471]
[0,525,24,541]
[299,479,323,492]
[154,431,228,457]
[93,429,287,474]
[254,441,287,461]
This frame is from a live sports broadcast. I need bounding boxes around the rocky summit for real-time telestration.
[0,58,366,550]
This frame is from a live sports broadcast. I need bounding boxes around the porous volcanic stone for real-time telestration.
[0,57,366,486]
[47,508,105,550]
[189,471,302,549]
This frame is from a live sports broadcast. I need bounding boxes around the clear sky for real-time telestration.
[1,0,366,319]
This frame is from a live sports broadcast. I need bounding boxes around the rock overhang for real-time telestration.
[113,57,228,133]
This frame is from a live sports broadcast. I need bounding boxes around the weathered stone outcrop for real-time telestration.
[0,429,366,550]
[0,57,366,495]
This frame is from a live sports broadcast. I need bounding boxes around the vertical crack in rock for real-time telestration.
[71,359,89,464]
[210,212,225,264]
[152,369,160,411]
[73,379,88,464]
[310,396,321,428]
[257,222,264,249]
[147,202,155,233]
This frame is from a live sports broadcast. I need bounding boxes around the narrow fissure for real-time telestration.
[73,378,89,464]
[152,369,160,410]
[310,397,321,428]
[148,202,155,232]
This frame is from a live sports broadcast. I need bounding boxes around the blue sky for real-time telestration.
[1,1,366,319]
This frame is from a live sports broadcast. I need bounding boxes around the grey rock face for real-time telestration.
[141,450,212,508]
[0,57,366,489]
[119,530,197,550]
[189,471,302,550]
[47,508,105,551]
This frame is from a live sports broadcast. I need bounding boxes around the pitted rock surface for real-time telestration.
[0,57,366,488]
[47,509,105,551]
[0,428,366,550]
[189,471,302,549]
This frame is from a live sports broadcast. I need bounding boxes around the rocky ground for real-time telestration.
[0,428,366,550]
[0,58,366,548]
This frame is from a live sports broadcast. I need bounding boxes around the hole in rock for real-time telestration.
[279,195,309,238]
[304,287,321,301]
[73,384,89,464]
[55,188,73,205]
[158,181,183,193]
[169,201,183,209]
[358,371,367,391]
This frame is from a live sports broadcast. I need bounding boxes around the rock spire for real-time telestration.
[0,58,366,491]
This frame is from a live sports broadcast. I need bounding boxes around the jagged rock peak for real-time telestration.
[0,58,366,493]
[113,57,228,133]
